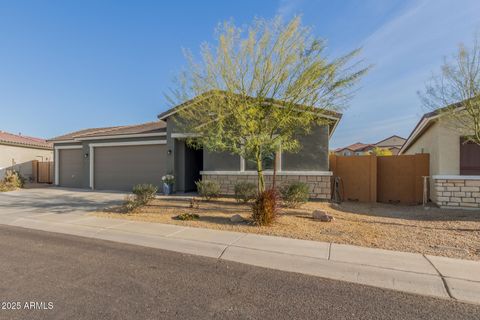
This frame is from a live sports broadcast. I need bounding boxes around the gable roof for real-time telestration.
[399,101,465,154]
[49,121,166,142]
[375,135,406,147]
[158,90,343,137]
[335,143,374,153]
[0,131,52,150]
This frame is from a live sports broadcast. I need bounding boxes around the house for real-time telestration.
[0,131,53,181]
[49,95,341,199]
[374,135,406,155]
[400,105,480,209]
[334,143,374,156]
[334,135,406,156]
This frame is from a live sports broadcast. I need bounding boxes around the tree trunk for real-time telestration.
[272,154,277,190]
[256,152,265,193]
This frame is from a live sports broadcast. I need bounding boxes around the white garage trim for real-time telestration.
[54,145,83,185]
[89,140,166,189]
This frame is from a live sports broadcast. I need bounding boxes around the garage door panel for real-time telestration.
[94,145,166,191]
[59,149,84,188]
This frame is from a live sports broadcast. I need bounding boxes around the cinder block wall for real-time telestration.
[434,177,480,209]
[201,174,331,200]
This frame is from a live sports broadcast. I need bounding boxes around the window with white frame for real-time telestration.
[241,152,281,172]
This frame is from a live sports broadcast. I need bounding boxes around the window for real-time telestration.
[241,152,280,171]
[460,137,480,175]
[245,154,275,171]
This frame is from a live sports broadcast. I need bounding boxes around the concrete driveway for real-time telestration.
[0,187,126,219]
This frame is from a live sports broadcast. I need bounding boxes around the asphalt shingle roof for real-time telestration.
[49,121,166,142]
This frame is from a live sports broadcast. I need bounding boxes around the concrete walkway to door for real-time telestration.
[1,187,479,306]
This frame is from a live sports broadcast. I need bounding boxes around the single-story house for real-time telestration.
[0,131,53,180]
[50,95,341,199]
[400,106,480,209]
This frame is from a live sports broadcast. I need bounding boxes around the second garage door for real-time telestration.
[93,144,166,191]
[59,148,84,188]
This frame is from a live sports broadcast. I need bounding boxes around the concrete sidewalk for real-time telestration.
[1,211,479,305]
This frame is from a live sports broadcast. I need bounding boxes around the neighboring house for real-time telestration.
[400,105,480,209]
[50,95,341,199]
[334,143,374,156]
[374,135,406,155]
[0,131,53,180]
[334,135,405,156]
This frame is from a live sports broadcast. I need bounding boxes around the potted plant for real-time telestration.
[161,174,175,195]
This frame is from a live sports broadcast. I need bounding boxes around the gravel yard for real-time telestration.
[94,196,480,260]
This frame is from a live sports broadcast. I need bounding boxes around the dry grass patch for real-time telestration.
[93,197,480,261]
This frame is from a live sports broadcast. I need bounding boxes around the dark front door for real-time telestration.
[184,144,203,192]
[460,138,480,175]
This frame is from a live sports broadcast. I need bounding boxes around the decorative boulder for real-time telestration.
[312,210,335,222]
[230,214,244,223]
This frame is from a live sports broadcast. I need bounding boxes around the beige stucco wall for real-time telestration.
[0,144,53,180]
[404,119,464,203]
[404,120,461,176]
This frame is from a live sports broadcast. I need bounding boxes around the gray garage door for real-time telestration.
[59,149,84,188]
[94,144,166,191]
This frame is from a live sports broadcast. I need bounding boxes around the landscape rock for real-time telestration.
[230,214,244,223]
[312,210,335,222]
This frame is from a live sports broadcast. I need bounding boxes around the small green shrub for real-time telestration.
[251,189,279,226]
[195,180,220,201]
[132,184,158,205]
[280,182,310,208]
[234,182,257,203]
[123,195,140,213]
[175,213,200,221]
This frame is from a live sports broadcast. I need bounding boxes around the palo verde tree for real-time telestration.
[168,16,368,192]
[370,147,393,156]
[419,34,480,144]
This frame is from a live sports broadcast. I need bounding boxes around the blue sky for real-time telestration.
[0,0,479,148]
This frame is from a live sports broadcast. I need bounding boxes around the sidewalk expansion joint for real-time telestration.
[423,254,455,300]
[164,227,188,237]
[328,243,332,260]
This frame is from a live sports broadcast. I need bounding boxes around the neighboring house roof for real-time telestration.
[375,135,406,148]
[335,135,406,154]
[399,102,464,154]
[335,143,374,153]
[157,90,343,137]
[49,121,166,142]
[0,131,52,150]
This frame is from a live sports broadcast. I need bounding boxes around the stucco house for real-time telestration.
[50,95,341,199]
[400,106,480,209]
[0,131,53,180]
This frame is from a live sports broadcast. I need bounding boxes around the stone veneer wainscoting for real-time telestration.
[433,175,480,209]
[200,172,332,200]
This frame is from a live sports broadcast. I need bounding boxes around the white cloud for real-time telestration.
[275,0,304,18]
[333,0,480,148]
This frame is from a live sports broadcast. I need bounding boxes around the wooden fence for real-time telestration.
[329,154,429,204]
[32,160,54,184]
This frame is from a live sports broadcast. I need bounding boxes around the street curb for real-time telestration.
[1,215,479,305]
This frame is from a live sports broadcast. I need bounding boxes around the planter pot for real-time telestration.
[163,183,173,195]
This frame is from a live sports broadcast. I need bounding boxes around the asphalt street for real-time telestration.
[0,225,478,320]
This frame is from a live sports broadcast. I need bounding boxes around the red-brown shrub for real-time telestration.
[251,189,279,226]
